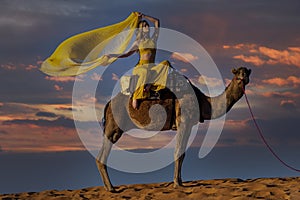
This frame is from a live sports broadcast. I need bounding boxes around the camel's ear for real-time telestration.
[232,68,238,74]
[247,69,252,76]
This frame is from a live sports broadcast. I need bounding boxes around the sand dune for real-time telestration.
[1,177,299,200]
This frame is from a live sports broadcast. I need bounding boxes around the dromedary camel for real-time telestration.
[96,67,251,192]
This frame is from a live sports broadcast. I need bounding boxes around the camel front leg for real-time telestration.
[96,135,115,192]
[173,122,192,188]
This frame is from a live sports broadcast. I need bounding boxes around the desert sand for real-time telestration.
[1,177,300,200]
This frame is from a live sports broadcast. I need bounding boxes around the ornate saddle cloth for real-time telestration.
[120,70,190,98]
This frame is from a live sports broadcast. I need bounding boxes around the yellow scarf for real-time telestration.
[40,12,139,76]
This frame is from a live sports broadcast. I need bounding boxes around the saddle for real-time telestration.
[119,70,201,129]
[120,69,190,99]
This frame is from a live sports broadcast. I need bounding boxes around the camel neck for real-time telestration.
[225,78,245,111]
[198,78,245,120]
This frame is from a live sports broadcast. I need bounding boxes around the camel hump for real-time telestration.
[128,98,176,131]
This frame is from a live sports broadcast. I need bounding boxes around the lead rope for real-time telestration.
[242,84,300,172]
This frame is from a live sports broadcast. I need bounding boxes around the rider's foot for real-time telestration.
[132,99,139,110]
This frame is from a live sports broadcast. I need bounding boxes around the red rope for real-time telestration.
[242,86,300,172]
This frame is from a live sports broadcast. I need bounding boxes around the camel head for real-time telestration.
[232,67,251,85]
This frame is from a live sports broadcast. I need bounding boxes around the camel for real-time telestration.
[96,67,251,192]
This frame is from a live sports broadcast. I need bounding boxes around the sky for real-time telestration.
[0,0,300,194]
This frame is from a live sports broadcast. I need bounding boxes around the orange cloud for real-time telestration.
[233,55,265,66]
[46,76,76,82]
[262,91,300,98]
[25,64,38,71]
[112,73,119,81]
[224,44,300,68]
[280,99,296,107]
[0,123,84,153]
[180,68,188,73]
[259,46,300,67]
[36,60,43,65]
[288,47,300,52]
[262,76,300,87]
[1,63,16,70]
[225,119,248,128]
[223,43,257,50]
[287,76,300,86]
[54,84,63,91]
[262,77,289,86]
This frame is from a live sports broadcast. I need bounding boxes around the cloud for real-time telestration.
[224,44,300,68]
[55,106,75,111]
[1,63,16,70]
[233,55,265,66]
[262,77,289,87]
[1,63,40,72]
[180,68,188,73]
[170,52,199,63]
[198,75,224,88]
[262,76,300,87]
[288,47,300,53]
[287,76,300,86]
[54,84,63,91]
[225,119,248,128]
[259,46,300,67]
[3,116,75,129]
[223,44,257,50]
[45,76,76,83]
[1,0,92,18]
[25,64,38,71]
[0,102,40,117]
[91,72,103,81]
[280,100,297,110]
[0,16,35,28]
[262,91,300,99]
[36,111,58,118]
[72,94,97,106]
[0,123,83,153]
[112,73,119,81]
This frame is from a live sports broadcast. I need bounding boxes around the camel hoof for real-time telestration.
[173,182,183,189]
[105,186,116,193]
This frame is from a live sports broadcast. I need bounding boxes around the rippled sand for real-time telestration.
[1,177,300,200]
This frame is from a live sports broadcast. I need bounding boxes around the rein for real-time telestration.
[241,80,300,172]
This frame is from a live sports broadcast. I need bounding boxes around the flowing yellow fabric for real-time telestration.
[40,12,139,76]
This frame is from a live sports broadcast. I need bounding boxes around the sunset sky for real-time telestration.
[1,0,300,193]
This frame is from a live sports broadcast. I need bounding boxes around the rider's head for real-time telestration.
[137,20,150,38]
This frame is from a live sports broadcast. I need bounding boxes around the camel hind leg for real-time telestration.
[96,135,114,192]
